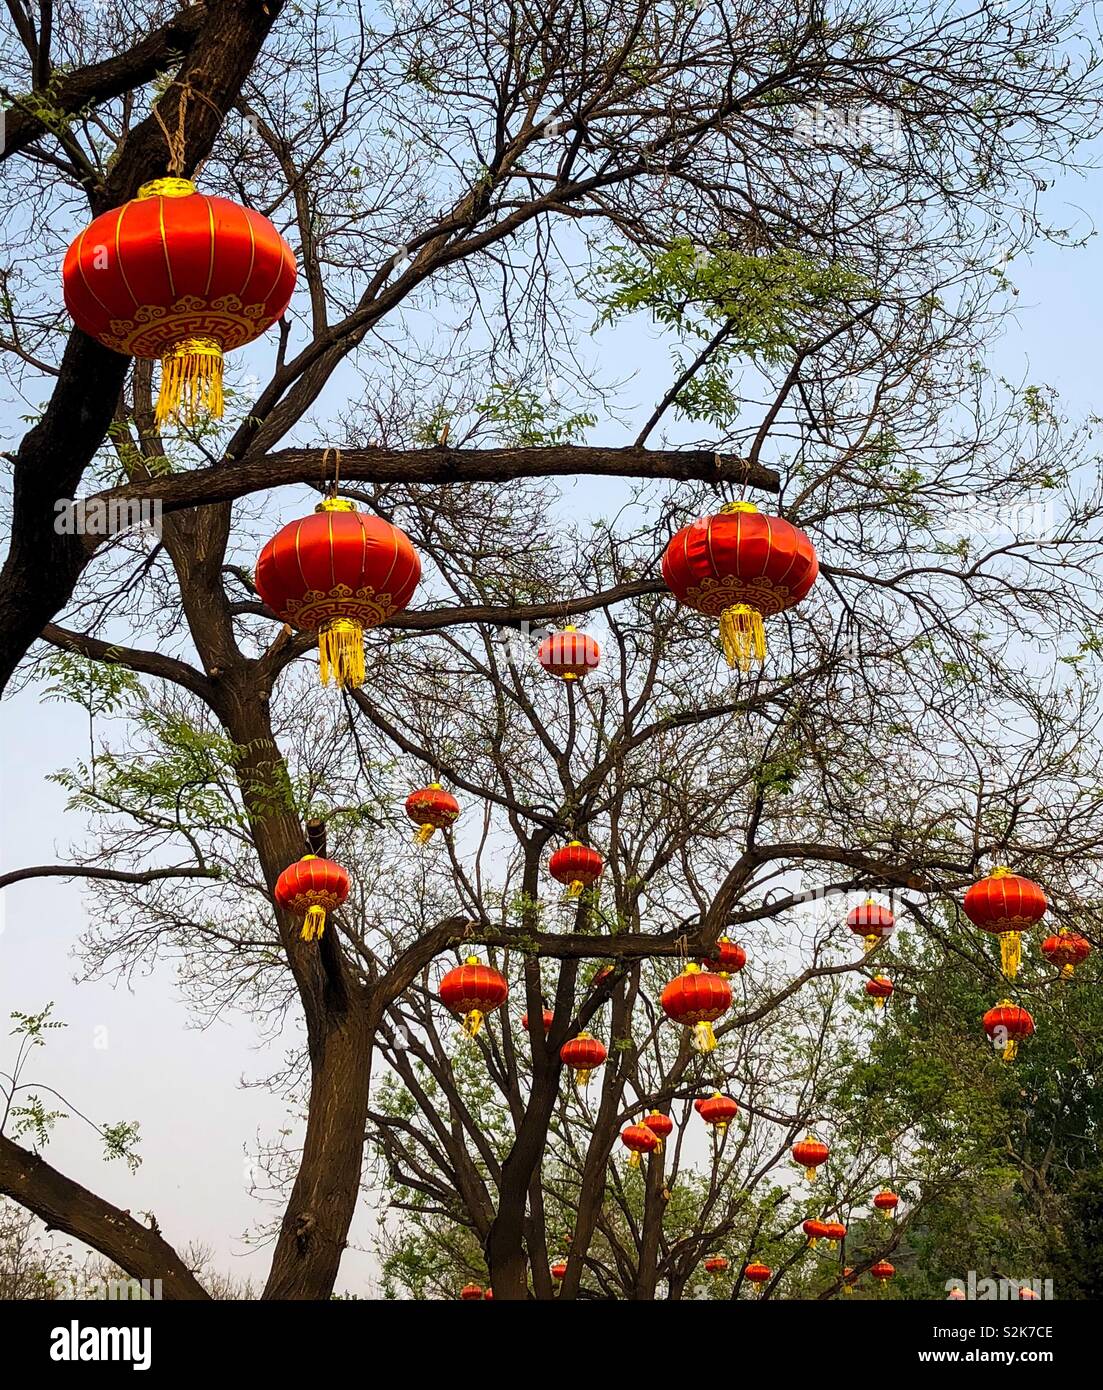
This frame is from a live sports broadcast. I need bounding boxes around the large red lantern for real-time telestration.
[621,1121,659,1168]
[1041,929,1091,979]
[802,1219,830,1247]
[62,178,296,426]
[847,899,895,952]
[549,841,604,898]
[983,998,1035,1062]
[460,1282,484,1300]
[560,1031,607,1086]
[699,936,747,977]
[405,784,460,845]
[743,1262,772,1291]
[822,1221,846,1249]
[537,626,600,681]
[661,501,818,670]
[643,1110,674,1151]
[698,1092,739,1134]
[870,1260,895,1283]
[255,497,421,689]
[522,1009,555,1033]
[273,854,349,941]
[660,964,732,1052]
[704,1256,730,1277]
[791,1134,830,1183]
[873,1189,899,1219]
[438,956,508,1037]
[865,975,894,1009]
[964,867,1047,979]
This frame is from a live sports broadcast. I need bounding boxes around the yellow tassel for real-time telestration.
[576,1069,592,1088]
[318,617,366,688]
[1061,962,1074,980]
[875,997,885,1011]
[1000,932,1022,979]
[301,905,326,941]
[567,879,584,899]
[718,604,766,671]
[805,1166,817,1182]
[864,934,879,951]
[809,1237,818,1249]
[843,1283,854,1296]
[1002,1038,1019,1063]
[463,1009,484,1038]
[413,822,437,846]
[629,1151,640,1169]
[156,337,224,426]
[693,1020,717,1053]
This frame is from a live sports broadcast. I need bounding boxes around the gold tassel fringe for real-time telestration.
[805,1166,817,1182]
[301,904,326,941]
[318,618,366,688]
[1002,1038,1019,1063]
[1000,931,1022,979]
[693,1020,717,1053]
[629,1151,640,1169]
[567,879,584,899]
[463,1009,484,1038]
[718,604,766,671]
[156,337,224,426]
[874,997,885,1011]
[413,822,437,846]
[576,1069,592,1088]
[1062,962,1074,979]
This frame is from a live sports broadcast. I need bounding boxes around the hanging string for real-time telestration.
[150,77,223,178]
[321,447,343,498]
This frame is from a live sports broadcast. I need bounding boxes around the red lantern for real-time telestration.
[483,1288,494,1300]
[550,1260,568,1281]
[704,1256,730,1276]
[621,1121,659,1168]
[822,1221,846,1249]
[537,626,600,681]
[802,1219,830,1247]
[698,1092,739,1134]
[62,177,296,426]
[873,1189,899,1219]
[1041,930,1091,979]
[662,501,818,670]
[983,999,1035,1062]
[522,1009,555,1033]
[743,1262,772,1290]
[964,867,1047,979]
[847,899,895,952]
[560,1031,607,1086]
[700,936,747,978]
[273,854,349,941]
[1018,1286,1040,1301]
[549,841,604,898]
[870,1260,895,1283]
[438,956,508,1037]
[404,784,460,845]
[643,1110,674,1151]
[660,964,732,1052]
[947,1287,965,1301]
[865,976,894,1010]
[791,1135,829,1183]
[460,1283,484,1301]
[255,497,421,689]
[842,1267,856,1296]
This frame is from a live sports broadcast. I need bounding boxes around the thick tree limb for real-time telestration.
[0,1134,210,1299]
[0,863,219,891]
[95,446,781,519]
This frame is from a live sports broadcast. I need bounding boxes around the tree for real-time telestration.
[2,0,1103,1299]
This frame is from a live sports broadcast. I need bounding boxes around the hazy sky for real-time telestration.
[2,140,1102,1295]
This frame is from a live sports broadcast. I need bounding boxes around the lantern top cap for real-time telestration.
[567,839,582,846]
[683,962,701,975]
[563,624,577,631]
[463,955,481,966]
[990,865,1013,878]
[137,176,197,200]
[301,853,318,861]
[719,500,758,515]
[315,495,357,513]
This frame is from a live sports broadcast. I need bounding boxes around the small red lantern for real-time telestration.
[802,1219,830,1247]
[255,497,421,689]
[1041,930,1091,979]
[522,1009,555,1033]
[700,936,747,977]
[661,501,818,670]
[404,784,459,845]
[743,1262,772,1290]
[1018,1285,1040,1301]
[621,1121,659,1168]
[865,975,894,1009]
[483,1288,494,1300]
[660,964,732,1052]
[870,1260,895,1283]
[62,177,296,426]
[704,1256,730,1277]
[873,1189,899,1219]
[551,1260,568,1281]
[643,1110,674,1151]
[698,1092,739,1134]
[560,1031,607,1086]
[983,998,1035,1062]
[791,1134,829,1183]
[964,867,1047,979]
[822,1221,846,1248]
[460,1283,484,1301]
[273,854,350,941]
[537,626,600,680]
[549,841,604,898]
[842,1267,856,1296]
[438,956,508,1037]
[947,1287,966,1301]
[847,899,895,951]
